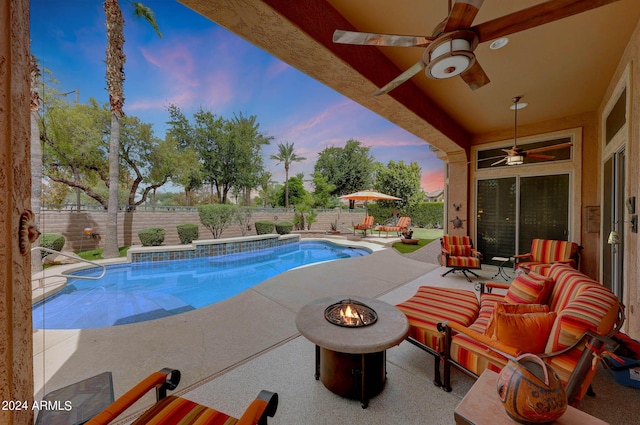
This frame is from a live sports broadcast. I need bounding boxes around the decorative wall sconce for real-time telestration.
[607,230,621,245]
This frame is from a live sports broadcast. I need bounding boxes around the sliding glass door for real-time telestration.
[477,173,570,263]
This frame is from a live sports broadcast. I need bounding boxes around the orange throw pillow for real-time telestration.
[504,272,554,305]
[485,302,549,337]
[493,310,557,354]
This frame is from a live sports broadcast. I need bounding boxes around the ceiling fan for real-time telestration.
[488,96,573,166]
[332,0,622,95]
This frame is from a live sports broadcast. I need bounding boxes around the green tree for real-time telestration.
[167,106,270,204]
[314,139,375,206]
[104,0,162,258]
[276,176,308,207]
[270,142,306,208]
[374,160,425,208]
[311,171,336,208]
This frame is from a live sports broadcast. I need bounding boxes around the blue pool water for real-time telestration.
[33,241,369,329]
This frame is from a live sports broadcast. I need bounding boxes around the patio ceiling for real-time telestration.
[179,0,640,156]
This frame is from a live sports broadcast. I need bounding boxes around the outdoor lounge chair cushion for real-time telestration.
[396,286,479,353]
[354,215,374,230]
[503,272,554,305]
[378,216,411,235]
[514,239,580,274]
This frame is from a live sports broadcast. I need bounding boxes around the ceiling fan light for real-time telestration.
[506,155,524,166]
[426,38,472,79]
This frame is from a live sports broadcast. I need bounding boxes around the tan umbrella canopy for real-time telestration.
[339,190,401,215]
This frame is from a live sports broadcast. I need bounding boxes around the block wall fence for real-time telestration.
[38,210,367,251]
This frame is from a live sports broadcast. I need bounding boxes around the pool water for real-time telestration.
[32,241,369,329]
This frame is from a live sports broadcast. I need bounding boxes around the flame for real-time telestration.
[340,304,361,325]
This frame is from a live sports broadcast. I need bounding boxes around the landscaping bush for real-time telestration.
[138,227,166,246]
[39,233,65,258]
[275,221,293,235]
[197,204,238,239]
[255,220,275,235]
[177,223,199,244]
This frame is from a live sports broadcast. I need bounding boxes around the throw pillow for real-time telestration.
[504,272,554,305]
[485,302,549,337]
[493,310,557,354]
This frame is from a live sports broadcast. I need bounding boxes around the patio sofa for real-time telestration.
[437,264,624,405]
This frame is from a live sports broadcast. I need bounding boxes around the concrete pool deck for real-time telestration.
[32,238,638,424]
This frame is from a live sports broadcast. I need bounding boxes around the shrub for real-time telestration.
[197,204,238,239]
[275,221,293,235]
[138,227,166,246]
[255,220,275,235]
[177,223,199,244]
[39,233,65,258]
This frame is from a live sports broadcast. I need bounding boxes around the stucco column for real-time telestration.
[445,151,469,235]
[0,0,35,424]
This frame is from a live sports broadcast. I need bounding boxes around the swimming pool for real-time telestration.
[32,241,370,329]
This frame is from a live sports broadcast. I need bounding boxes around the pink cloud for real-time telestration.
[421,169,444,192]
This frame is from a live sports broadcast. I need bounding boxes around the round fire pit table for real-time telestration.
[296,296,409,408]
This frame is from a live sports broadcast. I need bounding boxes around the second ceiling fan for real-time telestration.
[333,0,622,95]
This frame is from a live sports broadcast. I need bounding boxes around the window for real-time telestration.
[476,174,570,262]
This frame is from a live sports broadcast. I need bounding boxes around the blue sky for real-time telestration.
[30,0,444,193]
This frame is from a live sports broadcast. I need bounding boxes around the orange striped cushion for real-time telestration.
[446,256,481,268]
[396,287,479,352]
[132,396,238,425]
[531,239,575,263]
[546,264,599,312]
[442,235,472,248]
[504,272,554,304]
[545,286,620,352]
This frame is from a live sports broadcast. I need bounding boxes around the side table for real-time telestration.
[454,370,609,425]
[491,256,513,281]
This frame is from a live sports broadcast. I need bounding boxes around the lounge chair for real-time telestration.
[440,235,482,282]
[353,215,374,236]
[377,216,411,237]
[86,368,278,425]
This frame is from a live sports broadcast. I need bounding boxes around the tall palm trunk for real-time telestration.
[284,165,289,208]
[103,0,125,258]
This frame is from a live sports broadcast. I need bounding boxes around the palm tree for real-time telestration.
[270,142,306,208]
[103,0,161,258]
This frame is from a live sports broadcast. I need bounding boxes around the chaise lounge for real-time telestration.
[353,215,374,236]
[377,216,411,237]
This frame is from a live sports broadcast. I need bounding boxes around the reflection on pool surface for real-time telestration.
[33,241,369,329]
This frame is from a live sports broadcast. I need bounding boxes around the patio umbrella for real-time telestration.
[339,190,401,215]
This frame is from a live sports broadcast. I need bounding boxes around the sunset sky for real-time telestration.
[30,0,444,193]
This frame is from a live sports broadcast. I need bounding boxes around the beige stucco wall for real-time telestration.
[0,0,35,423]
[598,16,640,339]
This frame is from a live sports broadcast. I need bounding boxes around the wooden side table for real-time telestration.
[454,370,609,425]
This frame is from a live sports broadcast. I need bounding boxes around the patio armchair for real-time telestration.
[377,216,411,237]
[514,238,582,274]
[353,215,374,236]
[440,235,482,282]
[86,368,278,425]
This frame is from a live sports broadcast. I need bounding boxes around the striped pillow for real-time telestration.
[504,272,554,305]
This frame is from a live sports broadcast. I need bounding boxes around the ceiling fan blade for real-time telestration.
[332,30,433,47]
[443,0,485,32]
[472,0,623,43]
[373,61,425,96]
[491,157,508,166]
[526,154,555,160]
[524,142,573,155]
[459,59,490,90]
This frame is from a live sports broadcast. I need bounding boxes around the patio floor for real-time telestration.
[33,238,639,424]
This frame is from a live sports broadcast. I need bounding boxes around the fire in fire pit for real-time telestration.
[324,299,378,327]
